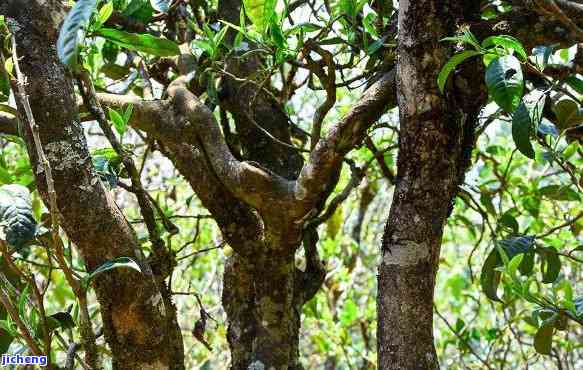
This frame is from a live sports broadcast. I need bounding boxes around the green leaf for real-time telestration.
[123,104,134,125]
[437,51,482,93]
[482,35,528,61]
[0,184,37,248]
[107,107,127,136]
[95,1,114,29]
[519,250,535,275]
[269,20,286,49]
[81,257,142,290]
[564,75,583,95]
[485,55,524,113]
[123,0,155,23]
[507,253,524,279]
[243,0,277,32]
[511,101,535,159]
[538,185,580,201]
[57,0,98,67]
[552,99,583,130]
[150,0,170,12]
[534,322,554,355]
[192,40,214,57]
[537,247,561,283]
[480,248,502,301]
[339,299,358,325]
[47,312,76,332]
[498,212,519,233]
[96,28,180,57]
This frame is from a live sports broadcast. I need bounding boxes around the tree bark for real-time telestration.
[2,2,184,369]
[377,1,485,369]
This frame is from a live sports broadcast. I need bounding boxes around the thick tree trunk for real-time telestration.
[223,251,301,370]
[222,226,324,370]
[2,2,184,369]
[377,1,484,369]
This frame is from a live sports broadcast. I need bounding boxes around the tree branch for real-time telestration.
[294,71,396,213]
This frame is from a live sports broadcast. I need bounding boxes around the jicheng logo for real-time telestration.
[1,354,48,367]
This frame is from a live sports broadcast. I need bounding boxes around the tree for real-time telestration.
[380,0,583,368]
[378,1,486,368]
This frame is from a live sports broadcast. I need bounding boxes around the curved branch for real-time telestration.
[294,70,397,213]
[95,80,295,212]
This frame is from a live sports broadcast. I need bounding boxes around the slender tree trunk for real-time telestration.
[377,1,484,369]
[3,2,184,369]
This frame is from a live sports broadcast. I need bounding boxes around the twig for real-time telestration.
[0,285,42,356]
[434,305,494,370]
[537,211,583,238]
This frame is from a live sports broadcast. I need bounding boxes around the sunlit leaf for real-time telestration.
[482,35,528,61]
[437,51,482,93]
[96,28,180,57]
[243,0,277,32]
[81,257,142,290]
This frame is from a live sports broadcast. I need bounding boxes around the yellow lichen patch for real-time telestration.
[111,303,150,345]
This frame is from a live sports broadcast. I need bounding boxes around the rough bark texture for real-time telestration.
[1,2,184,369]
[377,1,486,369]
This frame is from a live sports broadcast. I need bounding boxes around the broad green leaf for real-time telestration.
[57,0,98,67]
[96,28,180,57]
[537,247,561,283]
[481,236,536,301]
[81,257,142,290]
[123,0,155,23]
[192,40,214,56]
[534,322,554,355]
[0,184,37,248]
[552,99,583,130]
[564,75,583,95]
[538,185,580,201]
[482,35,527,61]
[243,0,277,32]
[270,20,286,49]
[100,63,130,80]
[150,0,170,12]
[480,248,502,301]
[498,212,519,233]
[437,51,482,93]
[511,101,535,159]
[519,250,535,275]
[47,312,76,331]
[485,55,524,113]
